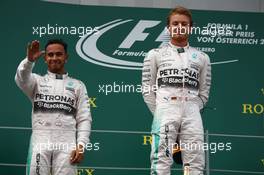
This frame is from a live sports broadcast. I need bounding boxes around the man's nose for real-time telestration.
[51,55,58,59]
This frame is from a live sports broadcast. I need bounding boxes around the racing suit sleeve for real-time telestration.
[76,81,92,148]
[198,54,211,108]
[15,58,37,99]
[142,50,157,115]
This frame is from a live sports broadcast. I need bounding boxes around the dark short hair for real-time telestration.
[167,6,193,27]
[45,39,68,53]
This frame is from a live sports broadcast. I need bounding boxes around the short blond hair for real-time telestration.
[167,6,193,27]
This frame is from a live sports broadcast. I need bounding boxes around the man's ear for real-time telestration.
[166,25,172,36]
[166,25,170,31]
[44,55,47,63]
[188,25,192,34]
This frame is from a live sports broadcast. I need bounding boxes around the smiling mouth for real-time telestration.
[49,60,61,65]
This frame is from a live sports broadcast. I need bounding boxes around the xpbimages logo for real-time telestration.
[76,19,238,70]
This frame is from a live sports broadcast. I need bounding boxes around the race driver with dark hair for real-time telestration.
[15,39,92,175]
[142,6,211,175]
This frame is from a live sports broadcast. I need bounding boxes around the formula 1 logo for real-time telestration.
[76,19,169,70]
[76,19,238,70]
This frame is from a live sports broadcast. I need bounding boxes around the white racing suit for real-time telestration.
[15,58,92,175]
[142,43,211,175]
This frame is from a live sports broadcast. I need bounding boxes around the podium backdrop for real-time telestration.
[0,1,263,174]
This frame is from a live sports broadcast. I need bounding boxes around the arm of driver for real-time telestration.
[142,50,157,115]
[198,54,212,108]
[15,58,37,99]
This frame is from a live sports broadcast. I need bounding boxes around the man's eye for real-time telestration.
[56,52,63,57]
[182,22,189,26]
[47,53,54,57]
